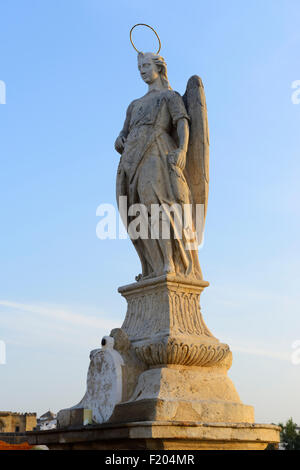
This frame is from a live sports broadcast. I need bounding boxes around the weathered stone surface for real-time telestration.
[110,358,254,425]
[57,337,124,427]
[56,332,146,428]
[0,412,36,432]
[27,421,280,450]
[120,275,230,367]
[57,408,92,428]
[116,53,208,281]
[110,328,147,402]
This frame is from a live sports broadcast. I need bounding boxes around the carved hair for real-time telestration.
[138,52,172,90]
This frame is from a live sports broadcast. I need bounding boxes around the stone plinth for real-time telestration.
[27,421,280,450]
[110,363,254,424]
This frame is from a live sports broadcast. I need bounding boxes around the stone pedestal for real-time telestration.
[111,275,253,425]
[119,275,220,363]
[108,274,279,449]
[51,274,279,450]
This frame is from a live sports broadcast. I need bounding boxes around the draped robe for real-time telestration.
[116,88,202,280]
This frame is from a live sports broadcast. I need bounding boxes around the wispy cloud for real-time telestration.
[230,344,290,362]
[0,300,118,331]
[0,300,120,351]
[0,299,293,363]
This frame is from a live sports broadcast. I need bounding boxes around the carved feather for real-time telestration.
[183,75,209,240]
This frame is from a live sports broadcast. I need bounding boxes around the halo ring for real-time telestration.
[130,24,161,55]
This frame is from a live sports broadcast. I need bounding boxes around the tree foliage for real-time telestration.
[279,418,300,450]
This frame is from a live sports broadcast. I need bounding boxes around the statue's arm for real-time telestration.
[177,118,189,154]
[115,102,133,154]
[168,117,189,170]
[166,91,190,170]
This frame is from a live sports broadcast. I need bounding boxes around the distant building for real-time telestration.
[36,411,57,431]
[0,412,36,433]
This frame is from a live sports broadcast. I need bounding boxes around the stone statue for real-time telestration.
[115,51,209,281]
[54,27,279,450]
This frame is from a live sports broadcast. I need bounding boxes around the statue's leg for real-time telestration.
[137,152,175,277]
[132,239,152,278]
[117,168,151,279]
[153,210,175,275]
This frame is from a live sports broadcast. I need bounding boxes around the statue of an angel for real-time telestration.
[115,40,209,281]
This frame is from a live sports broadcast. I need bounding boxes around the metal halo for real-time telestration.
[130,24,161,55]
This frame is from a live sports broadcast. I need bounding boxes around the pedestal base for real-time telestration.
[110,364,254,424]
[53,274,280,449]
[28,421,280,450]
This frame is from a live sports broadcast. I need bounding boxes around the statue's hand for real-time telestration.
[167,148,186,170]
[115,135,126,154]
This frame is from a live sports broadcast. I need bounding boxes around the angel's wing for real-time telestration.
[183,75,209,242]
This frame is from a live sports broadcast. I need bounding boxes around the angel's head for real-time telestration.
[138,52,171,89]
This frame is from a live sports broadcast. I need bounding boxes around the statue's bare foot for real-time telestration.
[144,273,155,280]
[135,272,155,282]
[163,263,175,275]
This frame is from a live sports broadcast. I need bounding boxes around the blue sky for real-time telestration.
[0,0,299,423]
